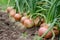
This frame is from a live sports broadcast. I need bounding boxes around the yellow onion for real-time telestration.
[34,17,40,26]
[7,7,13,13]
[38,27,52,38]
[21,16,28,24]
[14,14,21,21]
[24,19,34,28]
[10,9,16,17]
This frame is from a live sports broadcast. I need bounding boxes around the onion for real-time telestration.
[39,23,59,38]
[38,27,52,38]
[53,27,59,36]
[43,38,46,40]
[21,16,28,24]
[53,29,59,36]
[14,14,21,21]
[40,23,49,28]
[34,17,40,26]
[24,19,34,28]
[7,7,13,13]
[10,9,16,17]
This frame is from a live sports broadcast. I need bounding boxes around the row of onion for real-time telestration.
[6,7,59,39]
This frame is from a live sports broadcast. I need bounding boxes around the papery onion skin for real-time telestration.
[21,17,28,24]
[7,7,13,13]
[14,14,21,21]
[10,9,16,17]
[24,19,34,28]
[38,27,52,38]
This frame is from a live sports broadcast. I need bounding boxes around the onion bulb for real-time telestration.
[24,19,34,28]
[7,7,13,13]
[34,17,40,26]
[10,9,16,17]
[14,14,21,21]
[38,27,52,38]
[53,27,59,36]
[21,16,28,24]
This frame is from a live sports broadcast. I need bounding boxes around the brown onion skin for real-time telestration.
[53,27,59,36]
[10,9,16,17]
[21,17,28,24]
[38,27,52,39]
[43,38,46,40]
[54,30,59,36]
[7,7,13,13]
[14,14,21,21]
[40,23,49,28]
[40,23,59,36]
[24,19,34,28]
[34,17,40,26]
[41,18,45,24]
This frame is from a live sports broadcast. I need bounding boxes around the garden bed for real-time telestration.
[0,12,59,40]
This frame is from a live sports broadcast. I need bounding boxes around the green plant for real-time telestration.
[38,0,60,40]
[0,0,15,11]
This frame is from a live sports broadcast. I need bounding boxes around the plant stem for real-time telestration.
[15,0,20,13]
[25,0,30,9]
[47,0,57,23]
[51,30,55,40]
[7,0,10,7]
[7,0,11,19]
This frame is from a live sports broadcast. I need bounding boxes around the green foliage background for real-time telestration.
[0,0,15,10]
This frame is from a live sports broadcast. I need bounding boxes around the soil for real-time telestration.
[0,12,59,40]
